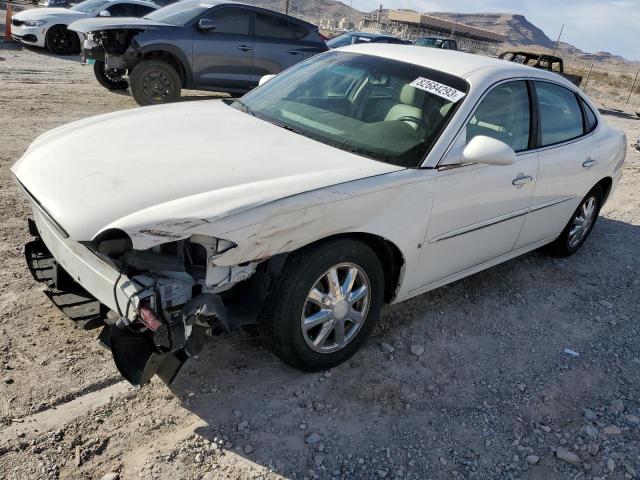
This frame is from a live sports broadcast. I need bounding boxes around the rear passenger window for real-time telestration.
[206,8,250,35]
[466,81,531,152]
[581,98,598,133]
[289,22,308,40]
[535,82,583,146]
[254,13,291,39]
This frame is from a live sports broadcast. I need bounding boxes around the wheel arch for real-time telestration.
[138,45,192,87]
[595,176,613,203]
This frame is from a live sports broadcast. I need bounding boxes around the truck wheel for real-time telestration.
[260,238,385,372]
[93,61,128,91]
[45,25,80,55]
[129,59,181,106]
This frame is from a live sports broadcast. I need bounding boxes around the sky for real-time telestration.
[347,0,640,61]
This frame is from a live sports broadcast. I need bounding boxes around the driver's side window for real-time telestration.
[202,7,250,35]
[466,81,531,152]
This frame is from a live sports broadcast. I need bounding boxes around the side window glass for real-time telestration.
[581,98,598,133]
[466,81,530,152]
[205,8,250,35]
[535,82,584,146]
[106,4,129,16]
[289,22,308,40]
[137,5,156,16]
[254,13,292,39]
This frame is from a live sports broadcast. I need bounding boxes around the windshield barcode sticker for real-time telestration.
[409,78,466,103]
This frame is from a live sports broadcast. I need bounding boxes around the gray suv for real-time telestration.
[69,0,328,105]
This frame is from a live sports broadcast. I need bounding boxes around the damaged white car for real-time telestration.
[12,45,626,385]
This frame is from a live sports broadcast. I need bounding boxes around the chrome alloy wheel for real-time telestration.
[568,195,597,248]
[301,263,371,354]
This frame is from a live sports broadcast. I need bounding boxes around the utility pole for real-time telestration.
[284,0,290,14]
[582,63,594,93]
[551,23,564,56]
[627,70,639,104]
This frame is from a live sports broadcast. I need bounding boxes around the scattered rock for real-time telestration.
[410,345,425,356]
[526,455,540,465]
[2,377,13,385]
[607,458,615,473]
[626,464,637,478]
[244,445,253,454]
[602,425,622,435]
[305,432,323,445]
[540,425,552,433]
[232,409,242,418]
[556,447,580,466]
[100,474,119,480]
[237,420,249,431]
[625,414,640,424]
[195,453,203,463]
[584,409,598,421]
[376,469,387,478]
[610,399,625,414]
[439,457,447,466]
[588,443,600,456]
[381,343,395,354]
[582,425,598,439]
[598,299,613,309]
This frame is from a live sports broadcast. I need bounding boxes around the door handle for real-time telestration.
[287,49,302,55]
[582,159,598,168]
[512,175,533,186]
[237,45,253,51]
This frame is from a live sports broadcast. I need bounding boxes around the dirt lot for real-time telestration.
[0,40,639,480]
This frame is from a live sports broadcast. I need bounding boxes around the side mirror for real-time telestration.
[98,9,111,16]
[462,135,515,166]
[197,18,216,32]
[259,74,276,86]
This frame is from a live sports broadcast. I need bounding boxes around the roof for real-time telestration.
[337,44,577,87]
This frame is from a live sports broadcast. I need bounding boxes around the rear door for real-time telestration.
[251,11,313,80]
[192,6,254,89]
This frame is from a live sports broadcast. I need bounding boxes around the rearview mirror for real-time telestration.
[259,74,276,86]
[98,9,111,16]
[462,135,515,166]
[197,18,216,32]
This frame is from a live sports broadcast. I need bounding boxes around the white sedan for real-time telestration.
[11,45,626,385]
[10,0,158,55]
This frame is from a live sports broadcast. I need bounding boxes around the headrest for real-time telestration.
[395,84,426,108]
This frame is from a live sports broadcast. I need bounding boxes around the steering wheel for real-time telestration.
[396,116,429,130]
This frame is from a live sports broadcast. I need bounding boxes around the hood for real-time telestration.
[12,101,403,242]
[69,17,170,33]
[13,7,89,21]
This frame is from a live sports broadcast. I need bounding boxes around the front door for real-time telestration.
[415,80,539,287]
[192,6,254,89]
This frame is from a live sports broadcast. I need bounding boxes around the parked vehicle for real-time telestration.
[414,37,457,50]
[69,0,328,106]
[10,0,159,55]
[326,31,409,48]
[498,51,583,87]
[12,45,626,386]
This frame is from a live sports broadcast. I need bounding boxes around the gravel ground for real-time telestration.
[0,41,639,480]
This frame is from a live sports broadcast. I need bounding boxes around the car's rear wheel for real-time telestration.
[260,238,385,372]
[129,60,181,106]
[93,61,128,91]
[45,25,79,55]
[547,185,604,256]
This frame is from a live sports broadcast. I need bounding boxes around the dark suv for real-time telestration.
[69,0,328,105]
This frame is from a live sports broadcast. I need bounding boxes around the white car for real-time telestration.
[10,0,158,55]
[11,46,626,385]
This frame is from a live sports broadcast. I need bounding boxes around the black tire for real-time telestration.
[93,61,128,91]
[129,59,181,106]
[45,25,80,55]
[547,184,604,257]
[260,238,385,372]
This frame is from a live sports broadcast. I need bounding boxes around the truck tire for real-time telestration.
[93,61,129,91]
[129,59,181,106]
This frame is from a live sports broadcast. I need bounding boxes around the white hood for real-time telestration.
[12,101,402,242]
[13,7,90,23]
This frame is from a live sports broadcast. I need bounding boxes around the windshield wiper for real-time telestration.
[232,99,256,117]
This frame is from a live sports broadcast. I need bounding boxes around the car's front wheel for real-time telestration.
[261,238,385,372]
[93,61,129,91]
[129,59,182,106]
[45,25,80,55]
[547,184,604,256]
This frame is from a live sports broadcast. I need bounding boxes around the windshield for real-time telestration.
[327,33,371,48]
[415,38,440,47]
[71,0,110,13]
[145,0,212,25]
[238,52,468,167]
